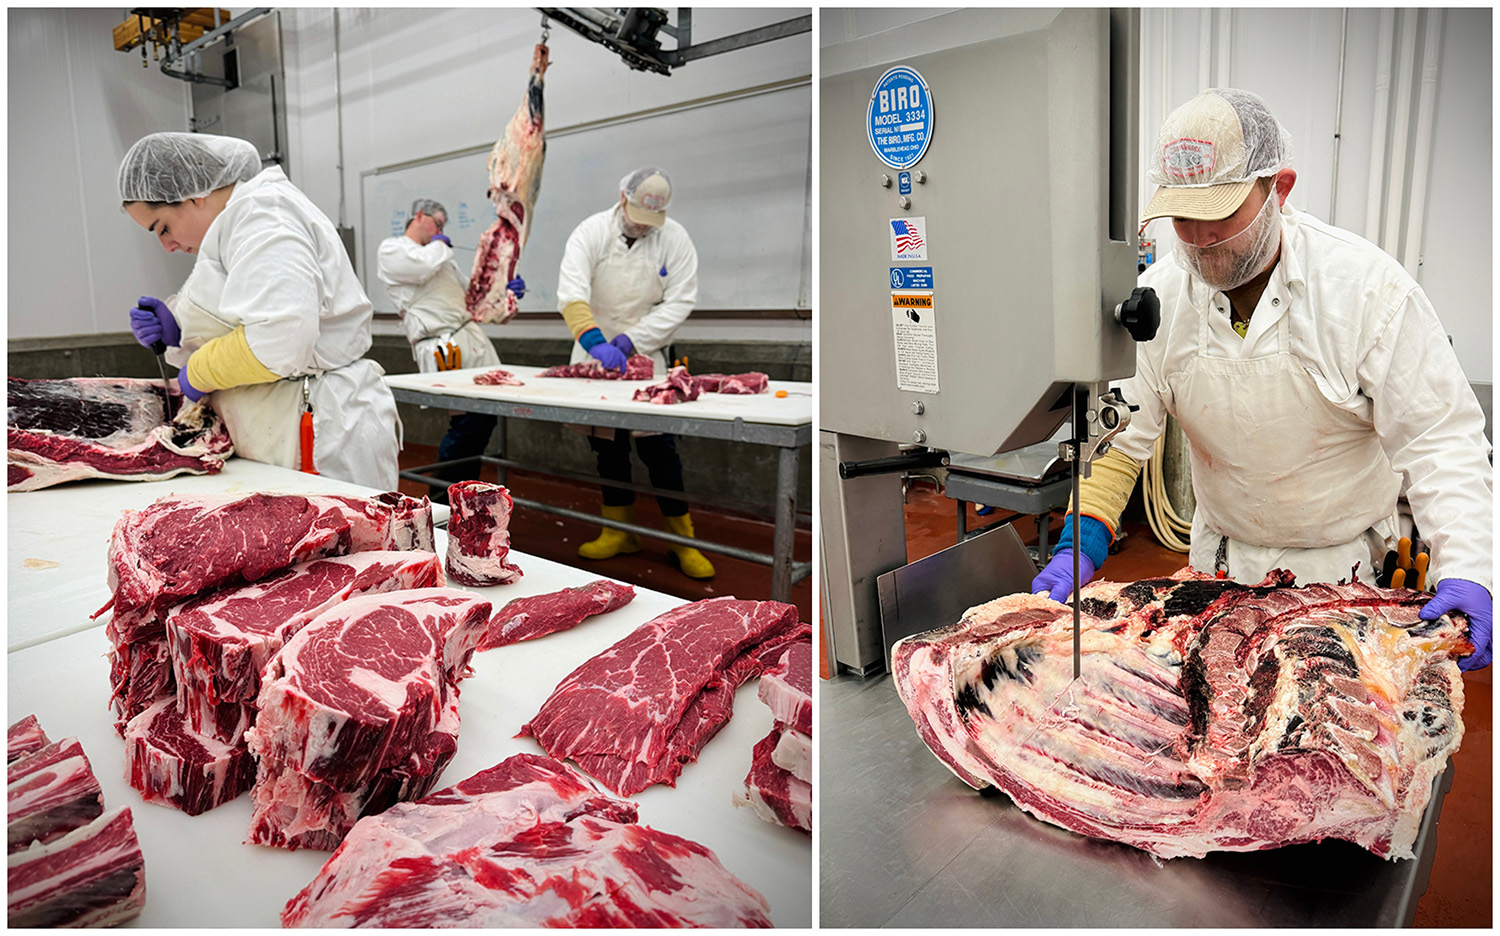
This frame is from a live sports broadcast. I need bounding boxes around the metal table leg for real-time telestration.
[771,444,800,602]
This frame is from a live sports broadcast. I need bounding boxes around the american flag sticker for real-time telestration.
[890,217,928,261]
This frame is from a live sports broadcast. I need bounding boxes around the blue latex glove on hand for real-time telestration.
[610,333,635,356]
[130,296,181,349]
[1420,578,1492,671]
[588,341,628,372]
[177,367,207,403]
[506,276,526,298]
[1031,550,1097,604]
[431,233,451,247]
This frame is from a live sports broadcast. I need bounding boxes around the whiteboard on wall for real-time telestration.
[359,84,811,316]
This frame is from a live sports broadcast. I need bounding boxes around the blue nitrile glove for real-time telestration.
[578,327,626,371]
[1420,579,1492,671]
[610,333,635,356]
[431,233,451,247]
[130,296,180,349]
[506,276,526,298]
[177,366,207,403]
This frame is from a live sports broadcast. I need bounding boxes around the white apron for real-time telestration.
[567,246,670,376]
[1167,307,1402,586]
[405,263,501,374]
[170,281,401,491]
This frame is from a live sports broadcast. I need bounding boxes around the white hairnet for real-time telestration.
[119,132,263,204]
[1147,88,1293,190]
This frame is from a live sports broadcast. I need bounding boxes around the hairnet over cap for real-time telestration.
[620,167,671,227]
[119,132,263,204]
[1141,88,1293,224]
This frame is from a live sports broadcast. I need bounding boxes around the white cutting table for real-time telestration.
[6,465,811,927]
[384,364,813,601]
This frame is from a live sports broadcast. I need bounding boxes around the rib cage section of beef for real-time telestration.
[893,569,1470,860]
[281,753,773,928]
[7,377,234,492]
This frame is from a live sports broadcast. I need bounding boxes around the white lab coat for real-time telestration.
[1112,204,1492,591]
[556,205,699,376]
[165,166,400,490]
[376,235,501,374]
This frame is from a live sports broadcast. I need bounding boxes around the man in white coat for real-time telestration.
[554,167,714,579]
[377,198,517,502]
[1031,88,1492,670]
[122,132,400,490]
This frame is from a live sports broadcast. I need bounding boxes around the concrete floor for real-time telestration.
[821,484,1491,927]
[397,443,813,624]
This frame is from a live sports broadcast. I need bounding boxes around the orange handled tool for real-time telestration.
[299,378,319,475]
[1397,537,1412,570]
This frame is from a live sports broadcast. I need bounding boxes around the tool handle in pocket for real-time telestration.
[300,407,319,475]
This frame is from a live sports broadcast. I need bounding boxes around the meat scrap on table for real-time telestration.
[894,568,1471,860]
[7,715,146,928]
[473,368,524,386]
[538,354,655,380]
[281,753,773,928]
[521,597,810,796]
[8,376,234,492]
[633,367,772,405]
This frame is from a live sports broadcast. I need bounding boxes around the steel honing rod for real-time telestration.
[1072,384,1087,680]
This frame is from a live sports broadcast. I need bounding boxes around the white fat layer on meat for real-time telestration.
[770,728,811,781]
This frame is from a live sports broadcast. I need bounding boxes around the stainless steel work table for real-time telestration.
[7,463,810,927]
[820,672,1452,927]
[385,364,813,601]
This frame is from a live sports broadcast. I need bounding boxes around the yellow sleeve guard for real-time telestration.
[560,300,598,340]
[186,325,281,391]
[1074,447,1144,536]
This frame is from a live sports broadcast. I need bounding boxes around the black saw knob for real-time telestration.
[1115,286,1160,342]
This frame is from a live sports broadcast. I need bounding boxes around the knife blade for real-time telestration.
[139,301,175,424]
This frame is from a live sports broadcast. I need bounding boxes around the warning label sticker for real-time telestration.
[891,291,939,393]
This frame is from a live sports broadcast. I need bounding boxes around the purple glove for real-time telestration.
[1420,578,1492,671]
[610,333,635,356]
[588,341,628,372]
[431,233,451,247]
[506,276,526,298]
[130,296,180,349]
[177,366,207,403]
[1031,550,1097,604]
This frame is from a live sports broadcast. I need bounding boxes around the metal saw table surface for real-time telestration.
[820,672,1450,927]
[6,466,810,927]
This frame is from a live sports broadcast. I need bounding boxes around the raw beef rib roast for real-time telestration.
[893,569,1470,860]
[8,377,233,491]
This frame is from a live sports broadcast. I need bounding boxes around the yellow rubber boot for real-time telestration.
[662,513,716,579]
[578,504,642,560]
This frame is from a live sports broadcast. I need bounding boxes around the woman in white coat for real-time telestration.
[120,132,400,490]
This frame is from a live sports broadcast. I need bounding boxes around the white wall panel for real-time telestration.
[8,9,195,340]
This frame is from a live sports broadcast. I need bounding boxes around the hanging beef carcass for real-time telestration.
[893,569,1470,861]
[466,43,548,324]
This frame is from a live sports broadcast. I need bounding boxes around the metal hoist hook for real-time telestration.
[540,13,550,44]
